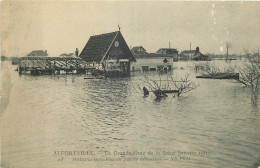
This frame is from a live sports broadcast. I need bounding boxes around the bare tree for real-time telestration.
[225,42,232,62]
[236,49,260,105]
[133,74,198,99]
[170,74,198,96]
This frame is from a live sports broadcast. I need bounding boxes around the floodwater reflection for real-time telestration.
[1,60,259,168]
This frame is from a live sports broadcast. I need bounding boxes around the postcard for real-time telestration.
[1,1,260,168]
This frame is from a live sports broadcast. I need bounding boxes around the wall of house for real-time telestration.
[131,57,173,72]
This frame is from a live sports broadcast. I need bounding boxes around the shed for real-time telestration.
[79,31,136,75]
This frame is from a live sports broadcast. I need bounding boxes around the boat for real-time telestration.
[84,77,104,79]
[196,73,239,80]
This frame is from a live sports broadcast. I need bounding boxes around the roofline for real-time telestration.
[182,50,196,52]
[101,31,119,62]
[157,48,178,50]
[132,46,145,49]
[156,48,178,53]
[90,31,118,38]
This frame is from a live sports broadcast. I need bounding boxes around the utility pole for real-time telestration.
[225,42,232,62]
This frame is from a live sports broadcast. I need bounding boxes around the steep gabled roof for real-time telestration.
[79,31,118,62]
[80,31,135,62]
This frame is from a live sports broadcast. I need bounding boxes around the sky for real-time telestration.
[1,1,260,57]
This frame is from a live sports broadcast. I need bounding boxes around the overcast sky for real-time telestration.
[1,1,260,57]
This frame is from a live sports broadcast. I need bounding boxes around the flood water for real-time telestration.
[1,59,259,168]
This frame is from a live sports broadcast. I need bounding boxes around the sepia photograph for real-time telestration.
[1,1,260,168]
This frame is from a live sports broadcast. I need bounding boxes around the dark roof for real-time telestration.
[157,48,178,52]
[60,53,67,56]
[80,31,118,62]
[27,50,48,56]
[60,53,74,56]
[79,31,135,62]
[181,50,196,54]
[133,53,176,58]
[180,50,208,59]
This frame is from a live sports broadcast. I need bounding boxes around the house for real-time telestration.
[60,53,74,57]
[156,48,178,55]
[27,50,48,56]
[180,50,196,60]
[156,48,179,61]
[180,47,209,61]
[79,31,136,76]
[131,46,147,55]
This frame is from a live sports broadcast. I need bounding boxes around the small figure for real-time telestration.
[75,48,79,57]
[143,87,149,96]
[163,58,168,63]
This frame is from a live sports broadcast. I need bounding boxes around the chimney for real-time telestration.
[196,46,199,52]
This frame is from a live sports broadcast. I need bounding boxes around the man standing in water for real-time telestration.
[163,58,168,63]
[75,48,79,57]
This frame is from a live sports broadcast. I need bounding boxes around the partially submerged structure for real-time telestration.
[60,53,74,57]
[156,48,179,62]
[156,48,178,55]
[27,50,48,57]
[79,30,136,77]
[18,57,94,75]
[180,47,209,61]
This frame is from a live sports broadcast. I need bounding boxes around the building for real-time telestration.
[156,48,179,61]
[79,31,136,76]
[180,47,209,61]
[60,53,74,57]
[156,48,178,55]
[180,50,196,60]
[27,50,48,57]
[131,46,147,55]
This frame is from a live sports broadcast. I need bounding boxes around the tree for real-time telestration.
[236,49,260,105]
[132,74,198,99]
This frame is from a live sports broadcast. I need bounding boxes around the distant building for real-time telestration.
[131,46,147,55]
[60,53,74,57]
[180,47,208,61]
[27,50,48,57]
[79,30,136,75]
[180,50,197,60]
[156,48,178,55]
[156,48,179,61]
